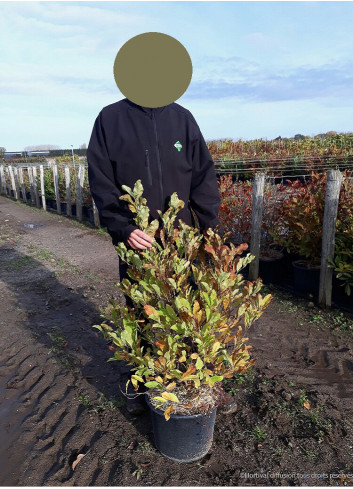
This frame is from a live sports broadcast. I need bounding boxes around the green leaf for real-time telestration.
[152,396,167,403]
[121,326,134,347]
[196,357,204,370]
[161,391,180,402]
[144,381,161,388]
[210,375,223,382]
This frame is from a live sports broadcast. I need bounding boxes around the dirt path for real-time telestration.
[1,195,353,486]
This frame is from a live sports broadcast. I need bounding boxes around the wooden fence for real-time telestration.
[0,163,100,227]
[0,163,344,309]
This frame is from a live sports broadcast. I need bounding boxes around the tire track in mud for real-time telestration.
[0,322,99,485]
[0,239,127,486]
[249,304,353,413]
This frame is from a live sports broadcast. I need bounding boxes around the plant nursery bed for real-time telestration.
[1,195,353,486]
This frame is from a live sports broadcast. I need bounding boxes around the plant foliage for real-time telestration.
[93,180,272,419]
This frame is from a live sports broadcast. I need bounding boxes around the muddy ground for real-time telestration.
[1,195,353,487]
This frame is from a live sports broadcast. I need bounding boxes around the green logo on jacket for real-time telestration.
[174,141,182,152]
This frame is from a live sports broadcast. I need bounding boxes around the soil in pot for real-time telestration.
[145,393,217,463]
[292,260,320,297]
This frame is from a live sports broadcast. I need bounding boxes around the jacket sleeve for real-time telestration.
[189,122,221,232]
[87,111,138,244]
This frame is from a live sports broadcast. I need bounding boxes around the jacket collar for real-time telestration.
[125,98,167,114]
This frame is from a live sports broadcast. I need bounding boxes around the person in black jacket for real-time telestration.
[87,97,221,247]
[87,97,230,414]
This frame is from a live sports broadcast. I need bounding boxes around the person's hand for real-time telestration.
[126,229,154,250]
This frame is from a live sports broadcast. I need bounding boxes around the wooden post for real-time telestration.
[39,164,46,211]
[19,167,27,202]
[13,167,21,201]
[75,164,85,222]
[319,170,343,308]
[28,166,36,204]
[249,173,265,281]
[52,163,61,215]
[92,198,100,228]
[5,166,11,195]
[8,165,18,200]
[0,165,6,194]
[65,165,72,217]
[32,166,41,208]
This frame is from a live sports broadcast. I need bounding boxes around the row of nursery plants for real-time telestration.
[209,133,353,160]
[209,134,353,178]
[217,172,353,297]
[19,165,92,206]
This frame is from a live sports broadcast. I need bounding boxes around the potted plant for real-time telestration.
[218,175,252,247]
[93,180,272,462]
[270,173,326,296]
[258,182,287,284]
[330,216,353,306]
[218,175,285,283]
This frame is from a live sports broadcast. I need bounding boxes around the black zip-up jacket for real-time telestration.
[87,98,221,245]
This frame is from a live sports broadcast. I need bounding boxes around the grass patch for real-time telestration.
[47,327,75,370]
[5,254,36,270]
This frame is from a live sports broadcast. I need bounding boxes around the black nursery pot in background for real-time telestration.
[88,208,95,225]
[145,394,217,463]
[332,275,351,308]
[258,251,284,284]
[292,260,320,297]
[82,205,89,218]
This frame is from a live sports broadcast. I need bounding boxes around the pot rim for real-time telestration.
[144,392,217,420]
[292,259,321,270]
[259,250,284,261]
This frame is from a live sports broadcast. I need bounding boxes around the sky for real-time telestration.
[1,1,353,151]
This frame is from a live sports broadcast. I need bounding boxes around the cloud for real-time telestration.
[186,60,353,103]
[0,2,145,30]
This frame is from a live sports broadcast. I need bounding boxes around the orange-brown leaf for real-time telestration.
[144,304,157,316]
[164,405,174,421]
[181,364,196,379]
[72,453,86,471]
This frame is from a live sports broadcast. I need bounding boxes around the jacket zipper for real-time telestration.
[145,149,152,186]
[151,110,164,207]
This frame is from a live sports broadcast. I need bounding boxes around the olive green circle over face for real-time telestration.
[113,32,193,108]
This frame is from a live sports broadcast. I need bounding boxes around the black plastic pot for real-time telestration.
[332,275,351,308]
[258,251,284,284]
[292,260,320,296]
[88,208,95,225]
[82,205,89,218]
[45,198,54,209]
[145,394,217,463]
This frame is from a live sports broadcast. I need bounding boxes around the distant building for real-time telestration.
[26,150,50,157]
[4,152,23,158]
